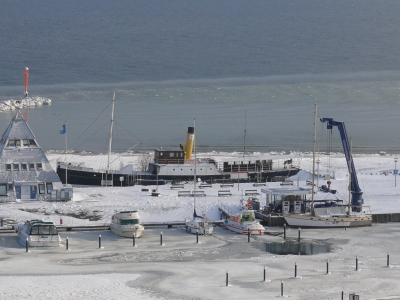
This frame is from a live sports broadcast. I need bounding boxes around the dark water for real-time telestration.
[254,240,332,255]
[1,1,400,153]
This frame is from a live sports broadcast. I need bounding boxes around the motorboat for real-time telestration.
[14,219,61,247]
[222,198,265,235]
[110,210,144,238]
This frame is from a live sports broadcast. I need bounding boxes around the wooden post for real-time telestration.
[387,252,390,267]
[66,237,69,250]
[226,271,228,286]
[99,234,101,249]
[196,230,199,244]
[281,281,283,297]
[298,227,301,242]
[160,231,163,245]
[326,260,329,274]
[133,232,136,247]
[263,266,266,281]
[295,262,297,278]
[356,256,358,271]
[25,238,28,252]
[247,229,250,242]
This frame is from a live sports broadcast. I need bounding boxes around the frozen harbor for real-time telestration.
[0,225,400,299]
[0,152,399,298]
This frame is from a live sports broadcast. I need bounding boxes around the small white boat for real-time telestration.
[110,210,144,238]
[14,220,61,247]
[185,210,213,235]
[223,199,265,235]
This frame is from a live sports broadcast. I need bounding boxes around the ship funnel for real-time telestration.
[184,126,195,159]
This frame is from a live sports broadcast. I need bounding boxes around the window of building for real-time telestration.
[15,140,21,147]
[36,163,43,171]
[38,183,45,194]
[6,164,11,171]
[169,153,175,157]
[8,183,13,191]
[21,164,27,171]
[0,184,6,196]
[29,163,35,171]
[46,183,53,194]
[13,164,19,171]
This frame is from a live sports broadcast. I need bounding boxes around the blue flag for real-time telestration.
[60,124,66,134]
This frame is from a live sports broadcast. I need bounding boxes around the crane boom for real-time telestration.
[320,118,363,210]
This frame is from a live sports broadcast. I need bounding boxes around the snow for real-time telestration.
[1,152,400,299]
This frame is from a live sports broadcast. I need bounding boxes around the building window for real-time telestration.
[8,183,13,191]
[36,163,43,171]
[29,163,35,171]
[21,164,27,171]
[46,183,53,194]
[169,153,175,157]
[6,164,11,171]
[38,183,45,194]
[13,164,19,171]
[0,184,6,196]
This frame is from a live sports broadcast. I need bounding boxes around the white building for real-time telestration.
[0,111,72,201]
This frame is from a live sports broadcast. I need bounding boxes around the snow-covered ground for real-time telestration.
[1,152,400,299]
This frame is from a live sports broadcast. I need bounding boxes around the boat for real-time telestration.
[283,104,372,228]
[14,219,61,247]
[56,89,141,187]
[110,210,144,238]
[185,121,213,235]
[220,198,265,235]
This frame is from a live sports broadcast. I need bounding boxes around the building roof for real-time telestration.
[0,111,61,184]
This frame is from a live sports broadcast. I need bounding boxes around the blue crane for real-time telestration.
[320,118,363,211]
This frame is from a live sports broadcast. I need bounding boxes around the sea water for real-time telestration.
[1,0,400,154]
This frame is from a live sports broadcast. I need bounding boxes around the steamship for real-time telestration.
[57,127,300,186]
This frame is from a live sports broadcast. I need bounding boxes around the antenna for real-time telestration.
[23,67,29,98]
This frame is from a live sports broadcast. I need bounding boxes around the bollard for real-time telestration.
[160,231,163,245]
[25,238,28,252]
[356,256,358,271]
[295,262,297,278]
[281,281,283,297]
[196,230,199,244]
[283,223,286,240]
[298,228,301,242]
[326,260,329,274]
[263,266,266,281]
[66,237,69,250]
[133,232,136,247]
[226,271,228,286]
[387,252,390,267]
[248,229,250,242]
[99,234,101,249]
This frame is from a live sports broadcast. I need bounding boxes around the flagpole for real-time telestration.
[65,121,68,186]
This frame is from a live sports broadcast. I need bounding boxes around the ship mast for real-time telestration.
[193,119,197,217]
[107,88,116,175]
[311,103,317,215]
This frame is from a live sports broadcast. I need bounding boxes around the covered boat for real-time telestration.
[14,219,61,247]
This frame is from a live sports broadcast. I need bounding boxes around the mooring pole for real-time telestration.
[356,256,358,271]
[263,266,266,281]
[295,262,297,278]
[341,291,344,300]
[133,232,136,247]
[284,223,286,240]
[196,230,199,244]
[387,252,390,267]
[298,227,301,242]
[99,234,101,249]
[326,260,329,274]
[281,281,283,297]
[226,271,228,286]
[25,238,28,252]
[247,229,250,242]
[160,231,163,245]
[66,237,69,250]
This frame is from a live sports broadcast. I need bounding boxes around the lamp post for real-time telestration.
[395,157,398,187]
